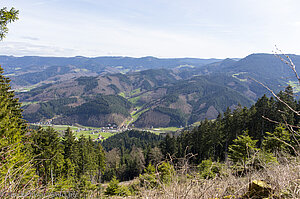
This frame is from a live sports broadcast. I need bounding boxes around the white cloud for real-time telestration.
[1,0,300,58]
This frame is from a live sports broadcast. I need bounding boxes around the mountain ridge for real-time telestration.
[5,53,300,127]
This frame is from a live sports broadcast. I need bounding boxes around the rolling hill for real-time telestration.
[4,53,299,128]
[0,55,220,89]
[18,70,255,127]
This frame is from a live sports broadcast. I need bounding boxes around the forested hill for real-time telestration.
[17,69,254,127]
[9,53,300,127]
[0,55,220,88]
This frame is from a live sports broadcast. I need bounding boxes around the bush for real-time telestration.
[139,164,158,189]
[158,161,175,184]
[198,159,224,179]
[104,176,130,196]
[77,175,97,194]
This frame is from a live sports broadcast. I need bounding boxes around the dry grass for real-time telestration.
[132,156,300,199]
[1,151,298,198]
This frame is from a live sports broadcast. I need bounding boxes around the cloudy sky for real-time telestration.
[1,0,300,58]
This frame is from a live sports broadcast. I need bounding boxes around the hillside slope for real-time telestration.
[0,55,220,88]
[19,70,254,127]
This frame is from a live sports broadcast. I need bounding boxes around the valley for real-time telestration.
[2,53,299,128]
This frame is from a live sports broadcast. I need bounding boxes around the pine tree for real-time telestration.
[0,66,36,188]
[94,142,105,183]
[222,107,233,160]
[62,127,79,179]
[160,134,177,157]
[0,7,36,190]
[263,125,291,157]
[0,7,19,40]
[228,132,259,171]
[31,127,64,185]
[251,94,273,145]
[125,147,145,180]
[275,85,296,125]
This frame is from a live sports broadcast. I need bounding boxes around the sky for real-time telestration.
[1,0,300,58]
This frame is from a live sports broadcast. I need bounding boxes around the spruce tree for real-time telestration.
[275,85,296,125]
[0,7,37,190]
[0,7,19,40]
[0,66,36,188]
[31,127,64,185]
[252,94,273,145]
[263,125,291,157]
[62,127,79,179]
[228,132,259,171]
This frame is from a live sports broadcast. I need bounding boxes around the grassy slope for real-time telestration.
[36,124,115,139]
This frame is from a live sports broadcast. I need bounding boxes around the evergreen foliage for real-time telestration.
[23,94,132,125]
[102,130,163,152]
[158,86,299,169]
[0,66,36,188]
[76,76,98,92]
[31,127,65,185]
[0,7,19,40]
[198,159,223,179]
[29,127,106,188]
[157,161,175,184]
[104,176,130,196]
[139,164,158,189]
[263,125,291,156]
[228,132,259,171]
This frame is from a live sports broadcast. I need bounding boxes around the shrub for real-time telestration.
[158,161,175,184]
[198,159,224,179]
[104,176,130,196]
[139,164,158,189]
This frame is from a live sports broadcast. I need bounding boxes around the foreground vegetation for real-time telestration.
[0,6,299,198]
[1,75,299,198]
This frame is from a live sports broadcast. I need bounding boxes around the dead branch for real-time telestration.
[249,77,300,116]
[274,46,300,84]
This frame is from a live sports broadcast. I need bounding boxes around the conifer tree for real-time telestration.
[94,142,106,183]
[263,125,291,156]
[0,7,19,40]
[251,94,273,145]
[0,6,37,190]
[0,62,37,189]
[160,134,177,157]
[228,132,259,171]
[275,85,296,125]
[62,127,79,179]
[31,127,64,185]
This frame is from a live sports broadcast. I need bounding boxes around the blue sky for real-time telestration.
[1,0,300,58]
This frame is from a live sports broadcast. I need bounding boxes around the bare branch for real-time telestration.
[274,46,300,84]
[249,77,300,116]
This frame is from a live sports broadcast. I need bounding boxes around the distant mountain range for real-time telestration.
[1,53,299,127]
[0,55,220,88]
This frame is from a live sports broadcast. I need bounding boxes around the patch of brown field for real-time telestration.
[92,76,116,95]
[139,89,167,104]
[227,81,236,87]
[67,96,85,107]
[23,80,85,101]
[205,105,219,119]
[134,110,171,128]
[195,103,206,112]
[151,88,167,99]
[169,95,192,114]
[93,75,132,95]
[108,76,132,92]
[22,103,40,114]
